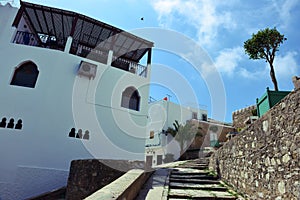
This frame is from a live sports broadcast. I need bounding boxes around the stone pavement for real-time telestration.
[135,158,245,200]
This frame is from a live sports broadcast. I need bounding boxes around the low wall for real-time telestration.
[85,169,151,200]
[65,159,144,200]
[209,88,300,200]
[232,105,256,130]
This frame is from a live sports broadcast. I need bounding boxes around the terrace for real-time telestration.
[11,1,153,78]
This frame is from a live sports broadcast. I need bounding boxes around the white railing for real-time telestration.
[73,42,148,78]
[113,56,147,78]
[128,62,147,78]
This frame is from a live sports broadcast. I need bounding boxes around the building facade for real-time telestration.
[0,2,153,199]
[146,100,208,166]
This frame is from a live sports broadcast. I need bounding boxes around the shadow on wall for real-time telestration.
[0,117,23,130]
[68,128,89,140]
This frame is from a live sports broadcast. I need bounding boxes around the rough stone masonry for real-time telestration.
[210,88,300,200]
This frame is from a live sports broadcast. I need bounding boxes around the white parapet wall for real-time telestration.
[0,3,152,199]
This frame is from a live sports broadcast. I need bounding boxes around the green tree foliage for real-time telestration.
[173,120,180,132]
[168,120,203,157]
[244,27,286,91]
[165,120,179,137]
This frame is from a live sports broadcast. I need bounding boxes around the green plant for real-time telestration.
[173,121,202,156]
[166,127,177,137]
[220,181,246,198]
[237,127,243,132]
[173,120,180,132]
[244,27,287,91]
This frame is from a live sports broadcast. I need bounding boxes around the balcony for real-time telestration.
[12,31,148,78]
[13,31,38,46]
[12,31,66,51]
[111,57,147,78]
[71,42,148,78]
[11,1,153,78]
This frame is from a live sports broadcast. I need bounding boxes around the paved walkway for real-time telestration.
[135,168,170,200]
[135,158,244,200]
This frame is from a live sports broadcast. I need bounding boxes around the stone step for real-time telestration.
[170,174,219,180]
[169,178,220,184]
[178,164,208,168]
[190,163,209,166]
[179,160,208,163]
[172,168,208,174]
[179,159,209,164]
[169,182,228,191]
[171,171,209,176]
[168,189,237,200]
[176,166,208,170]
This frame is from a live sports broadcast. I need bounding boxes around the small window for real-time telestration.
[192,112,197,119]
[121,87,140,111]
[11,61,39,88]
[157,155,163,165]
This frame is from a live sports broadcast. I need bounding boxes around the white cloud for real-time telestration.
[213,47,299,81]
[214,47,244,76]
[151,0,236,46]
[272,0,299,29]
[273,51,299,80]
[238,66,269,80]
[152,0,179,15]
[236,51,299,81]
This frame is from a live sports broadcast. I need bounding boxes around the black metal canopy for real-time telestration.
[13,1,153,62]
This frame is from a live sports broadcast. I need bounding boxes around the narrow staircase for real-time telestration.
[167,158,238,200]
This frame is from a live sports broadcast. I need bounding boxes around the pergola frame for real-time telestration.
[12,1,153,63]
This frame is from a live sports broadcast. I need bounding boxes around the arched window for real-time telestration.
[11,61,39,88]
[121,87,140,111]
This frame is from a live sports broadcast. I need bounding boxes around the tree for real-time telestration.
[244,27,286,91]
[165,120,179,137]
[168,120,203,158]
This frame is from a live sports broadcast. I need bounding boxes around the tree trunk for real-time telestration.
[269,63,279,91]
[180,143,184,158]
[179,142,185,160]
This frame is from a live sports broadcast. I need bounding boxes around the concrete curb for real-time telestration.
[84,169,152,200]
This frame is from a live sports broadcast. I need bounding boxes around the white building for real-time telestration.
[146,100,207,166]
[0,2,153,199]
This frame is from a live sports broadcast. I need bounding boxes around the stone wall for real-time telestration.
[292,76,300,90]
[65,159,144,200]
[209,88,300,200]
[232,105,256,129]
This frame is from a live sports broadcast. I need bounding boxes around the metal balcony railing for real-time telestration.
[12,33,148,78]
[72,41,148,78]
[12,31,66,51]
[112,57,147,78]
[12,31,39,46]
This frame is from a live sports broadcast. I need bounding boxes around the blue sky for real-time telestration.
[9,0,300,122]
